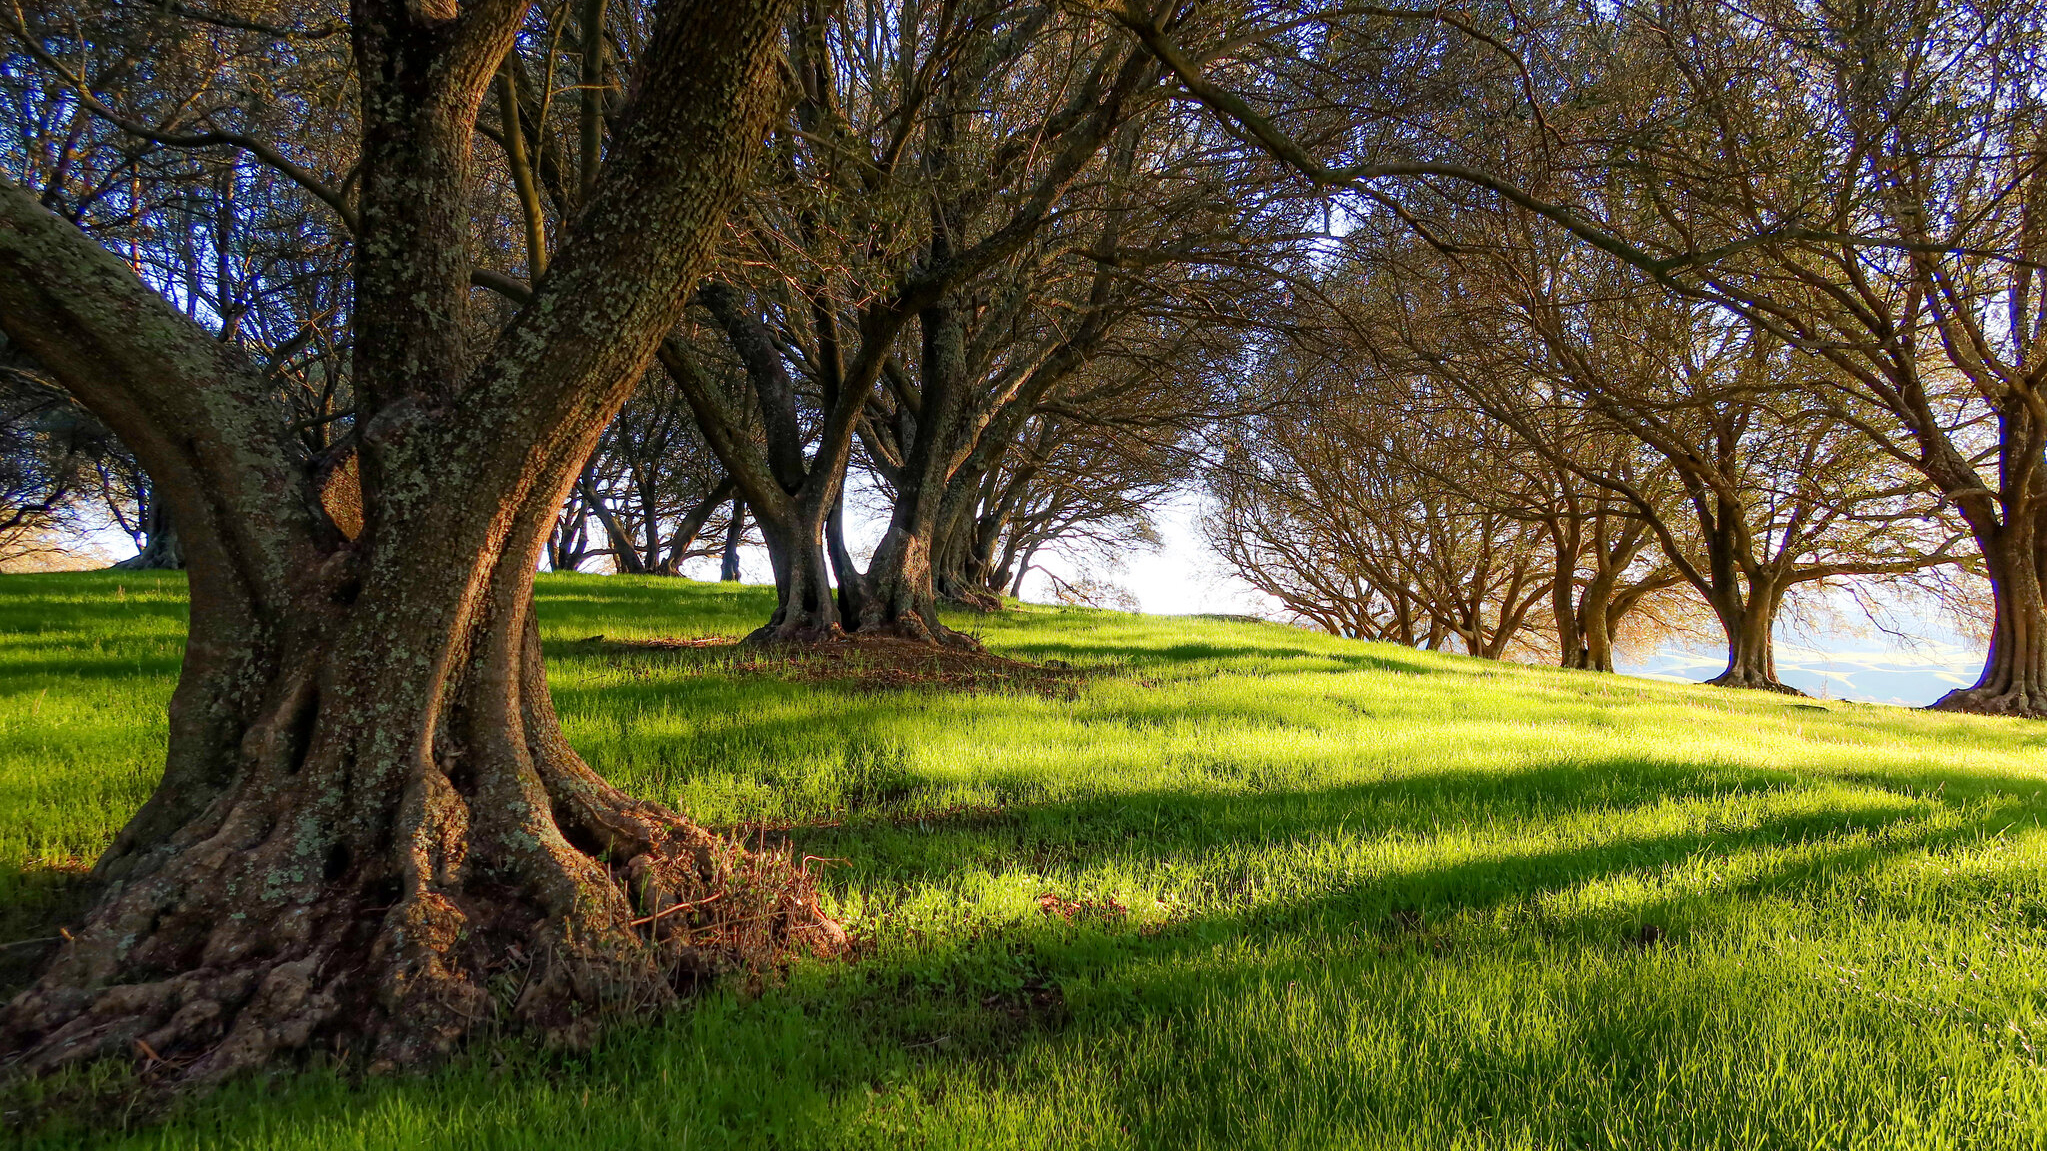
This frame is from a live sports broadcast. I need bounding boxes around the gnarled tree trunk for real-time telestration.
[744,494,844,642]
[1932,514,2047,715]
[854,294,979,647]
[1703,578,1802,694]
[0,0,829,1085]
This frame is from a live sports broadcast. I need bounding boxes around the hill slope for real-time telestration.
[4,571,2046,1148]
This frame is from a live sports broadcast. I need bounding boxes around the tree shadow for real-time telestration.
[39,755,2028,1148]
[0,860,95,1000]
[784,757,1971,904]
[980,638,1453,677]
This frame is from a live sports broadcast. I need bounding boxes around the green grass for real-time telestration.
[5,569,2047,1148]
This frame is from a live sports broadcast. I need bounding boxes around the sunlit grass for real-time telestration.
[4,570,2046,1148]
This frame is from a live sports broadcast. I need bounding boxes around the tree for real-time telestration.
[1379,240,1968,693]
[0,0,836,1083]
[1610,0,2047,712]
[659,2,1184,645]
[571,368,737,576]
[1202,329,1570,657]
[1098,0,2041,710]
[1206,418,1555,655]
[0,344,105,564]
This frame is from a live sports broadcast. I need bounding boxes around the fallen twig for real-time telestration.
[628,891,724,928]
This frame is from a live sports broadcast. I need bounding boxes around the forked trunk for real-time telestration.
[1564,568,1620,673]
[0,0,814,1084]
[858,521,977,646]
[747,498,843,643]
[931,486,1001,613]
[4,489,840,1081]
[1704,584,1803,695]
[850,309,978,646]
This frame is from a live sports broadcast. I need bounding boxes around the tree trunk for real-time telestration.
[719,496,744,581]
[859,524,967,644]
[1583,587,1618,673]
[1007,540,1038,598]
[826,493,868,624]
[1932,517,2047,715]
[1572,567,1622,673]
[5,508,836,1079]
[931,477,1000,612]
[112,497,184,570]
[747,498,842,643]
[0,0,822,1084]
[855,294,977,646]
[638,475,663,573]
[1703,582,1803,694]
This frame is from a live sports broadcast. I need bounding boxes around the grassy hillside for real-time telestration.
[4,570,2046,1148]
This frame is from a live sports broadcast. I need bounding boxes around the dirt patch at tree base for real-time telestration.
[575,634,1084,697]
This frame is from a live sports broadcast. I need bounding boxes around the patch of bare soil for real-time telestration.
[575,634,1084,698]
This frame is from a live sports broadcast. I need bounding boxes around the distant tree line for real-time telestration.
[1182,0,2036,705]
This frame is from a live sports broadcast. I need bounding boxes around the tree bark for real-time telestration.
[854,294,980,645]
[112,497,184,570]
[0,0,830,1085]
[1702,579,1803,694]
[746,497,843,642]
[719,497,744,581]
[1931,513,2047,715]
[1580,571,1619,673]
[826,493,868,624]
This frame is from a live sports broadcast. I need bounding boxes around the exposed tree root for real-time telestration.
[851,614,984,651]
[740,605,983,652]
[1927,685,2047,719]
[940,586,1004,614]
[742,617,848,646]
[617,632,1076,696]
[1704,669,1807,695]
[0,810,841,1089]
[0,632,845,1091]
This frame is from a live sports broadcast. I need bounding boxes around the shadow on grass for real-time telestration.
[11,738,2042,1151]
[19,757,2033,1148]
[785,760,1972,903]
[0,860,96,1000]
[8,575,2043,1143]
